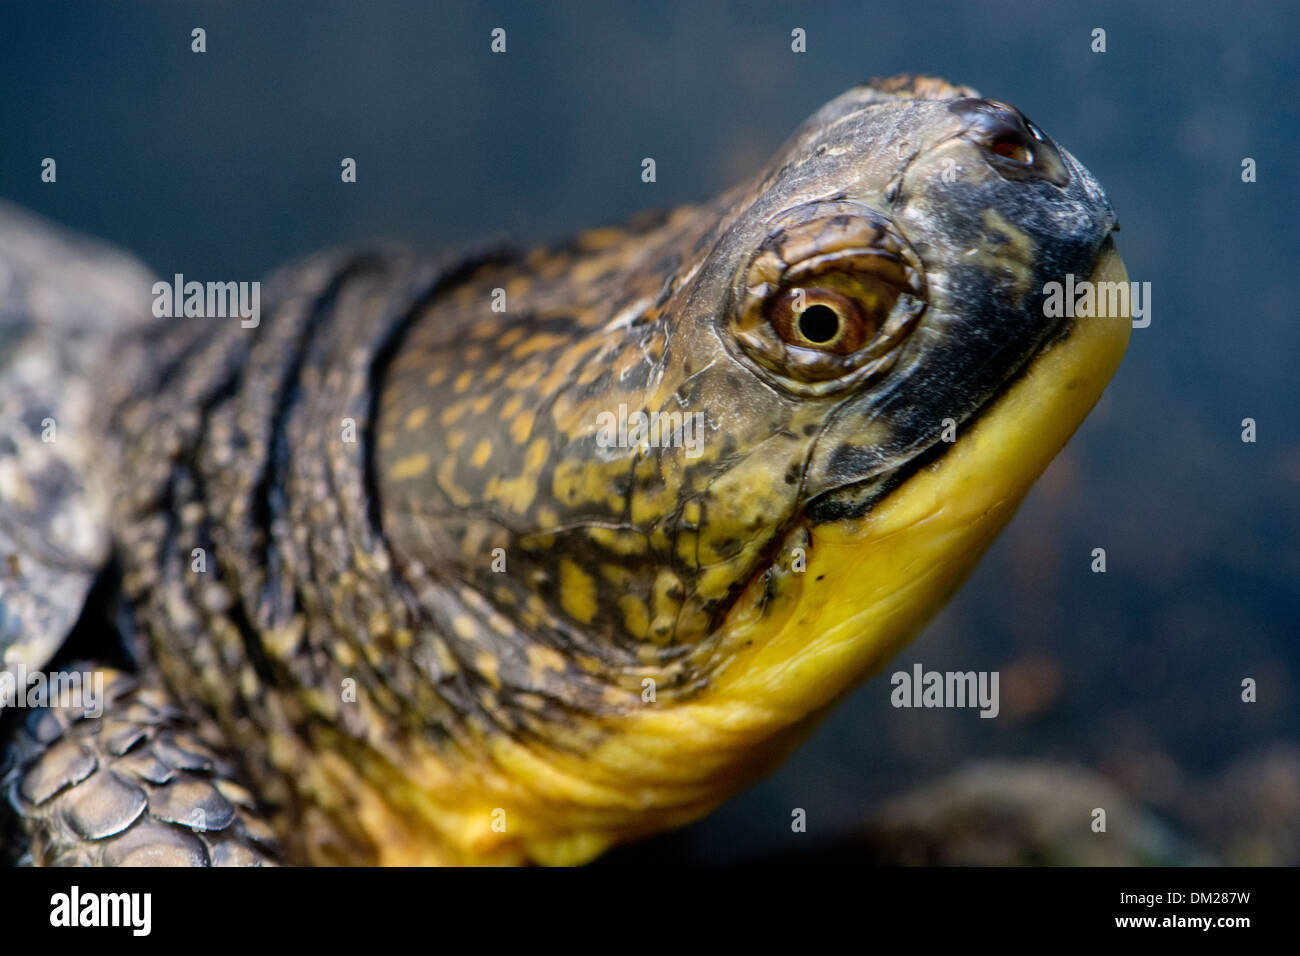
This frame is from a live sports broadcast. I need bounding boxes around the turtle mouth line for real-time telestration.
[800,316,1079,524]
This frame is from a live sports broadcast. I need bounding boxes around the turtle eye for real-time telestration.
[768,285,880,355]
[730,202,927,395]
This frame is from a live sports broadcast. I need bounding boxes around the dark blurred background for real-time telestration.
[2,0,1296,864]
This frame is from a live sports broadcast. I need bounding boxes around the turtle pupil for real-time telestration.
[797,304,840,343]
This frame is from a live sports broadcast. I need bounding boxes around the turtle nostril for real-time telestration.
[947,97,1070,187]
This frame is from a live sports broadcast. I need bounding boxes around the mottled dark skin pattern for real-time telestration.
[99,247,521,860]
[1,75,1124,865]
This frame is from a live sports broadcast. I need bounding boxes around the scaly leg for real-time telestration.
[3,666,277,866]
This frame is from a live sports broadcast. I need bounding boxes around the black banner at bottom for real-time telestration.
[1,864,1291,943]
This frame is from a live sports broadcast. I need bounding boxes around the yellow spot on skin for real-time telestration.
[617,594,651,639]
[652,568,683,635]
[510,411,535,444]
[437,456,472,506]
[499,327,526,348]
[578,226,625,251]
[470,439,493,468]
[499,394,524,420]
[681,499,701,526]
[441,401,469,426]
[601,685,633,709]
[697,562,742,601]
[506,364,544,390]
[522,531,556,551]
[433,639,458,674]
[485,363,505,382]
[389,453,431,481]
[524,437,549,472]
[552,458,626,512]
[484,437,550,512]
[538,335,606,397]
[559,559,598,624]
[577,355,609,385]
[469,318,499,339]
[631,474,678,526]
[405,407,430,430]
[475,652,501,690]
[600,563,634,588]
[562,337,606,369]
[570,255,620,286]
[674,528,699,566]
[447,429,467,451]
[512,332,571,360]
[452,615,478,640]
[505,277,531,299]
[971,208,1036,302]
[426,367,449,387]
[460,521,492,559]
[378,432,396,450]
[454,370,474,394]
[525,644,566,681]
[588,527,648,556]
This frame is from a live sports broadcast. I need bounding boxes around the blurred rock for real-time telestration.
[851,760,1205,866]
[1176,743,1300,866]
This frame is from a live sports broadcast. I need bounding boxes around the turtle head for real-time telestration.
[613,85,1130,699]
[610,84,1134,741]
[373,79,1130,863]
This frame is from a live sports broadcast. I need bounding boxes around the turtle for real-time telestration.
[0,75,1131,866]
